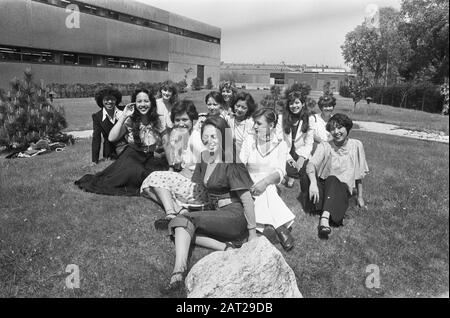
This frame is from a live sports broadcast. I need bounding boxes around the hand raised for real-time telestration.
[123,103,135,118]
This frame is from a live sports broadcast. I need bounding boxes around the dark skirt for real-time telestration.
[75,145,168,196]
[168,202,248,243]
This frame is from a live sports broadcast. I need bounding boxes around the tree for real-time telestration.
[341,7,411,86]
[348,77,369,111]
[0,68,68,149]
[399,0,449,84]
[260,85,285,113]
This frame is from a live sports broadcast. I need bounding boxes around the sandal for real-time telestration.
[154,212,178,231]
[318,216,331,237]
[161,270,187,294]
[223,241,238,251]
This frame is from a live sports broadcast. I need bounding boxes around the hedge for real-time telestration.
[340,83,444,113]
[45,81,185,99]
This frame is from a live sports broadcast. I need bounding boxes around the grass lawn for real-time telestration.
[58,89,449,134]
[0,130,448,297]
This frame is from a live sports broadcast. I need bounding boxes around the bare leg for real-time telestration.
[170,227,191,284]
[141,187,161,204]
[195,235,227,251]
[320,211,330,228]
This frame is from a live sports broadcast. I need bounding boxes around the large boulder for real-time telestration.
[185,236,302,298]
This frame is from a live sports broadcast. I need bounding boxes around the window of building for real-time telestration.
[0,45,168,72]
[62,53,77,64]
[31,0,220,44]
[78,55,93,66]
[0,47,22,61]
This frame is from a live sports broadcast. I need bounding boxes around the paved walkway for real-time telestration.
[66,121,449,144]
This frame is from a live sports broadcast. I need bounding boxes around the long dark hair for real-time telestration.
[282,91,311,134]
[130,88,159,148]
[201,116,232,162]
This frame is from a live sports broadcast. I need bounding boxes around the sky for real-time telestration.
[137,0,402,68]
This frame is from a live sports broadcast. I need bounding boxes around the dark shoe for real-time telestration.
[224,241,239,251]
[262,225,279,245]
[275,225,294,251]
[318,216,331,238]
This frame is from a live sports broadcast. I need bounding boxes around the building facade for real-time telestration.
[0,0,221,89]
[221,63,354,91]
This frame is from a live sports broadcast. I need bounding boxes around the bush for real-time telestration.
[365,84,443,113]
[339,85,352,98]
[0,69,68,149]
[191,77,202,91]
[177,79,188,93]
[283,82,311,99]
[45,82,162,99]
[206,77,213,90]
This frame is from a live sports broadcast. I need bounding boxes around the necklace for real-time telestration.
[255,135,281,158]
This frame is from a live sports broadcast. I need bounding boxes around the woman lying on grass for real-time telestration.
[300,113,369,238]
[163,116,257,294]
[140,100,208,229]
[75,88,169,196]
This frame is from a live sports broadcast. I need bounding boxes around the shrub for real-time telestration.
[206,77,213,90]
[0,69,68,150]
[177,79,188,93]
[339,85,352,98]
[283,82,311,99]
[191,77,202,91]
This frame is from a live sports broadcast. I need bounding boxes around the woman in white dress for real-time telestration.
[155,81,179,129]
[227,92,257,160]
[239,108,295,251]
[311,94,336,143]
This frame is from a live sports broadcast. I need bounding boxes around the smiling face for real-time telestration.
[135,92,151,115]
[102,95,116,111]
[221,88,233,102]
[173,111,193,130]
[234,100,248,121]
[321,105,334,120]
[329,122,348,144]
[201,124,222,154]
[206,97,223,117]
[161,88,173,102]
[289,98,303,115]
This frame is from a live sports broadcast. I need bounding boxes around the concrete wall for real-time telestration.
[168,33,220,87]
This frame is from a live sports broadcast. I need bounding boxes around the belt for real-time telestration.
[215,197,240,208]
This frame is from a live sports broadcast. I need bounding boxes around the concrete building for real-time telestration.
[221,63,354,91]
[0,0,221,89]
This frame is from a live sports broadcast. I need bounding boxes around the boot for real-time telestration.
[275,225,294,251]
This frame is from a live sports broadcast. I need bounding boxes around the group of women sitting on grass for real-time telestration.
[75,81,369,293]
